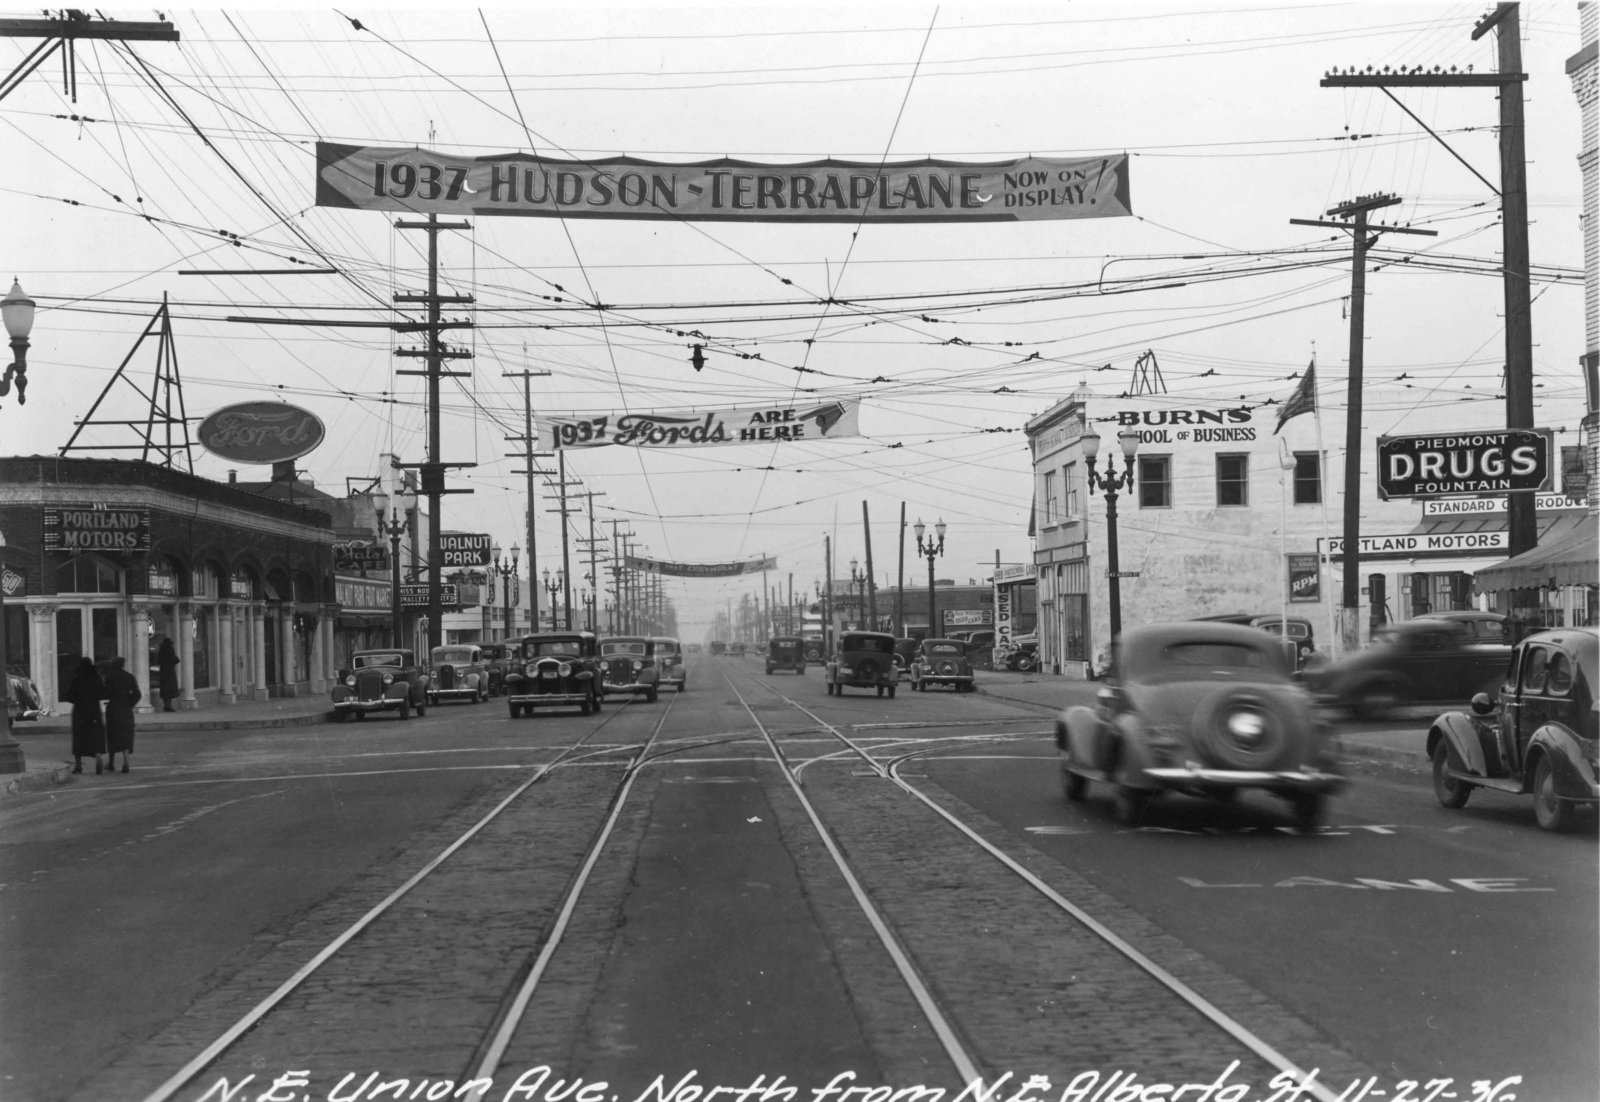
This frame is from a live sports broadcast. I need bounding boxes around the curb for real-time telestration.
[2,762,74,796]
[26,711,331,736]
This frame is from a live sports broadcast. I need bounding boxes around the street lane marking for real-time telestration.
[1178,876,1554,891]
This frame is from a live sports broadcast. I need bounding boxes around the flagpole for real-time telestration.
[1312,354,1338,661]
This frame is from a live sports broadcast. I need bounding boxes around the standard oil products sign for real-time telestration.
[44,505,151,553]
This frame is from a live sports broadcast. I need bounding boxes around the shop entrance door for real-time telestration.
[54,607,121,702]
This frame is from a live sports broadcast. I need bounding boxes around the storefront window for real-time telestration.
[55,556,123,594]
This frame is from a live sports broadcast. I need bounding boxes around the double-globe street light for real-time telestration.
[849,558,867,630]
[0,279,35,773]
[912,518,946,640]
[373,483,417,651]
[491,543,519,639]
[1081,427,1141,642]
[542,570,565,629]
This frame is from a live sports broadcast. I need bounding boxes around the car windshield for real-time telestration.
[926,643,964,656]
[844,636,894,654]
[655,641,680,654]
[602,641,647,657]
[523,639,581,658]
[1133,641,1283,683]
[434,648,475,663]
[354,653,403,669]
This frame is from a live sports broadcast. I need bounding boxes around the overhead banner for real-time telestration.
[626,555,776,578]
[539,401,861,450]
[316,143,1132,224]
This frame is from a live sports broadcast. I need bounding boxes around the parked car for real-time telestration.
[890,637,918,672]
[503,631,602,717]
[331,649,430,721]
[654,636,687,692]
[765,636,807,675]
[1426,626,1598,832]
[478,642,510,697]
[825,631,900,698]
[6,667,45,722]
[1427,609,1512,644]
[1055,622,1346,830]
[687,643,702,654]
[427,645,489,706]
[1195,613,1316,671]
[1005,634,1039,673]
[1303,618,1511,719]
[802,633,826,663]
[729,641,746,658]
[599,636,661,702]
[709,640,726,656]
[909,638,975,692]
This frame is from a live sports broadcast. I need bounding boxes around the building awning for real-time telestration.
[1473,513,1599,591]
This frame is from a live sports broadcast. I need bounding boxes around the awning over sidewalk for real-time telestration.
[1473,513,1598,591]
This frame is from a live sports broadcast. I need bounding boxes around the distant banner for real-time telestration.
[316,144,1132,224]
[626,555,776,578]
[539,400,861,450]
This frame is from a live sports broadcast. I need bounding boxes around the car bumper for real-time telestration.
[921,674,972,686]
[1142,766,1347,793]
[508,691,588,708]
[429,688,479,702]
[602,681,655,695]
[332,698,402,714]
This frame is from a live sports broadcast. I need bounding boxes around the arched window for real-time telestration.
[54,555,124,594]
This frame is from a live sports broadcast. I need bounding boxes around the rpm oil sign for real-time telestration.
[1376,428,1552,499]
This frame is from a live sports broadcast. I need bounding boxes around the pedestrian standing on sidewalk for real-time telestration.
[102,656,142,774]
[63,656,107,775]
[156,636,180,712]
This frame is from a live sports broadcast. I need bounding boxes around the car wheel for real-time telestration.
[1061,756,1087,801]
[333,710,348,723]
[580,698,592,716]
[508,701,520,719]
[1430,741,1472,809]
[876,686,884,697]
[647,687,658,703]
[888,685,896,699]
[415,699,426,718]
[1291,793,1327,833]
[1353,683,1401,721]
[397,696,410,720]
[1532,756,1577,832]
[1114,785,1154,826]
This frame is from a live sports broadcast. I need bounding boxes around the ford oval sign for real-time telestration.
[198,402,326,464]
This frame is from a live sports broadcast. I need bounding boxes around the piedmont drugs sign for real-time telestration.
[1377,428,1553,500]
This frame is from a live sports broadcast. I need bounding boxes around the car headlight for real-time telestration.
[558,661,572,676]
[382,673,394,685]
[632,660,643,672]
[344,675,356,687]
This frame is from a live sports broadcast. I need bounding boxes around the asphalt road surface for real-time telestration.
[3,653,1593,1102]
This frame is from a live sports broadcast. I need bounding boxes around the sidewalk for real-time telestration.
[3,694,331,797]
[973,667,1434,769]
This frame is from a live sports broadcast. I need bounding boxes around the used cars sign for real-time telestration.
[199,401,325,464]
[1376,428,1552,499]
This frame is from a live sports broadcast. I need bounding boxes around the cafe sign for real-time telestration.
[198,401,326,465]
[334,540,389,573]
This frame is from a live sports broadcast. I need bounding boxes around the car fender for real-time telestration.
[1058,704,1109,769]
[1527,725,1600,800]
[1429,711,1490,776]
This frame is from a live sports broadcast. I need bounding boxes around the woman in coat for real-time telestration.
[63,656,107,775]
[156,636,180,712]
[102,656,142,774]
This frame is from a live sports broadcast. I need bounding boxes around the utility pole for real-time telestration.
[862,501,879,630]
[1322,2,1536,555]
[575,491,604,631]
[1,11,179,103]
[542,461,581,629]
[504,364,552,638]
[897,503,906,637]
[1291,195,1435,651]
[395,214,474,652]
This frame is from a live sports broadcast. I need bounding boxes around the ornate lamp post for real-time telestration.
[1082,427,1141,642]
[492,543,519,639]
[849,557,868,630]
[373,482,417,649]
[913,518,946,639]
[542,569,564,629]
[0,281,36,771]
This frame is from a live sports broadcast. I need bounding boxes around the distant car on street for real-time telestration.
[1426,626,1599,832]
[826,630,900,698]
[427,645,490,706]
[1055,621,1346,830]
[765,636,807,675]
[331,649,430,721]
[909,638,975,692]
[503,631,602,717]
[654,636,687,693]
[478,642,510,697]
[599,635,661,702]
[1303,618,1511,719]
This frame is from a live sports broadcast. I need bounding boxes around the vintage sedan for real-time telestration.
[1055,622,1346,830]
[427,645,490,706]
[909,638,975,692]
[1303,618,1511,719]
[766,636,807,675]
[599,635,661,702]
[825,630,900,698]
[503,631,602,717]
[654,636,688,693]
[331,649,430,721]
[1426,627,1598,832]
[6,667,45,722]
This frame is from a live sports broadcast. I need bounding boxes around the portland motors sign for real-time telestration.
[199,401,326,465]
[1377,428,1553,500]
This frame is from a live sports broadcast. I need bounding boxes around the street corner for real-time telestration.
[2,759,76,797]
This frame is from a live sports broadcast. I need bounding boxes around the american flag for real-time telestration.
[1274,362,1317,434]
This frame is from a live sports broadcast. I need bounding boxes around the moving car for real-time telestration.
[331,649,430,721]
[909,638,975,692]
[427,644,490,706]
[599,635,661,702]
[1195,613,1316,671]
[766,636,807,675]
[1426,626,1598,832]
[825,630,900,698]
[503,631,602,717]
[1428,609,1512,643]
[1055,622,1346,830]
[478,642,510,697]
[654,636,688,692]
[1303,618,1510,719]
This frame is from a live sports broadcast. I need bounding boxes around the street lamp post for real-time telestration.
[492,543,520,639]
[913,518,946,639]
[373,482,418,650]
[1082,428,1141,643]
[542,569,564,629]
[0,280,36,772]
[850,558,867,630]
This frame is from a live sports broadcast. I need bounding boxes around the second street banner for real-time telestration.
[539,401,860,450]
[626,555,777,578]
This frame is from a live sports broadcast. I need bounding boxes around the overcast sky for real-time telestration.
[2,2,1587,637]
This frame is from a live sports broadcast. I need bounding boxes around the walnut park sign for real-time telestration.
[1377,428,1553,500]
